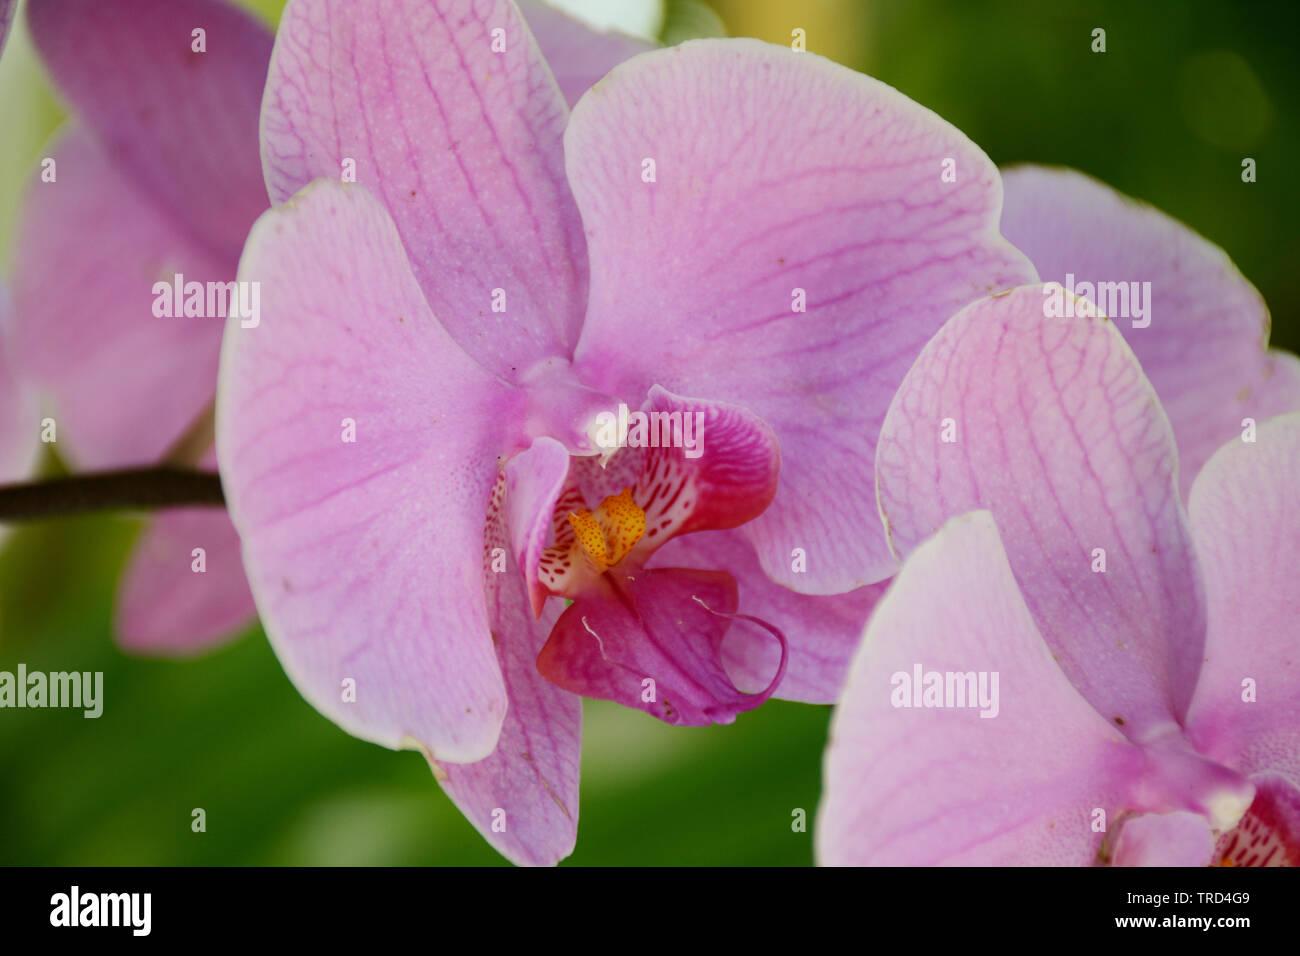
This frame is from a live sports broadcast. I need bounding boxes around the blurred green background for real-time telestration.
[1,0,1297,865]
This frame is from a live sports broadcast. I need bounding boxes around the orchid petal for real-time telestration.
[517,0,655,107]
[817,511,1142,866]
[437,603,581,866]
[631,386,779,543]
[876,285,1205,740]
[538,567,786,725]
[115,506,256,655]
[1111,812,1215,867]
[12,129,227,468]
[1185,412,1300,788]
[439,480,581,866]
[0,284,39,489]
[216,180,523,762]
[27,0,271,256]
[1001,165,1300,495]
[261,0,586,380]
[1248,351,1300,433]
[565,39,1036,593]
[653,528,884,703]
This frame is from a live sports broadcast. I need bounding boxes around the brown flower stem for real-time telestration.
[0,468,225,522]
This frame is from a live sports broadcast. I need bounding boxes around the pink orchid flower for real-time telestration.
[8,0,648,653]
[818,283,1300,866]
[12,0,274,652]
[215,0,1036,864]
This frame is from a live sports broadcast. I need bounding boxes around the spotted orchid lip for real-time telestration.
[530,386,778,604]
[484,386,780,726]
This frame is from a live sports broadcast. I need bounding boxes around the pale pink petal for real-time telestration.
[27,0,272,256]
[261,0,586,380]
[439,475,581,866]
[437,600,580,866]
[1001,165,1300,495]
[1185,412,1300,788]
[1111,811,1215,867]
[0,284,40,487]
[538,567,786,725]
[653,528,885,703]
[876,285,1204,741]
[516,0,655,106]
[565,39,1036,593]
[817,512,1143,866]
[12,128,228,469]
[1247,351,1300,433]
[216,180,523,762]
[115,507,256,655]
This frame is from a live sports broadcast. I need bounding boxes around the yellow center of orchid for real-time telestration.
[566,488,645,573]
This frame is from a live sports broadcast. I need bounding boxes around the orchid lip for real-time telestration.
[1212,775,1300,867]
[692,598,791,708]
[511,388,785,727]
